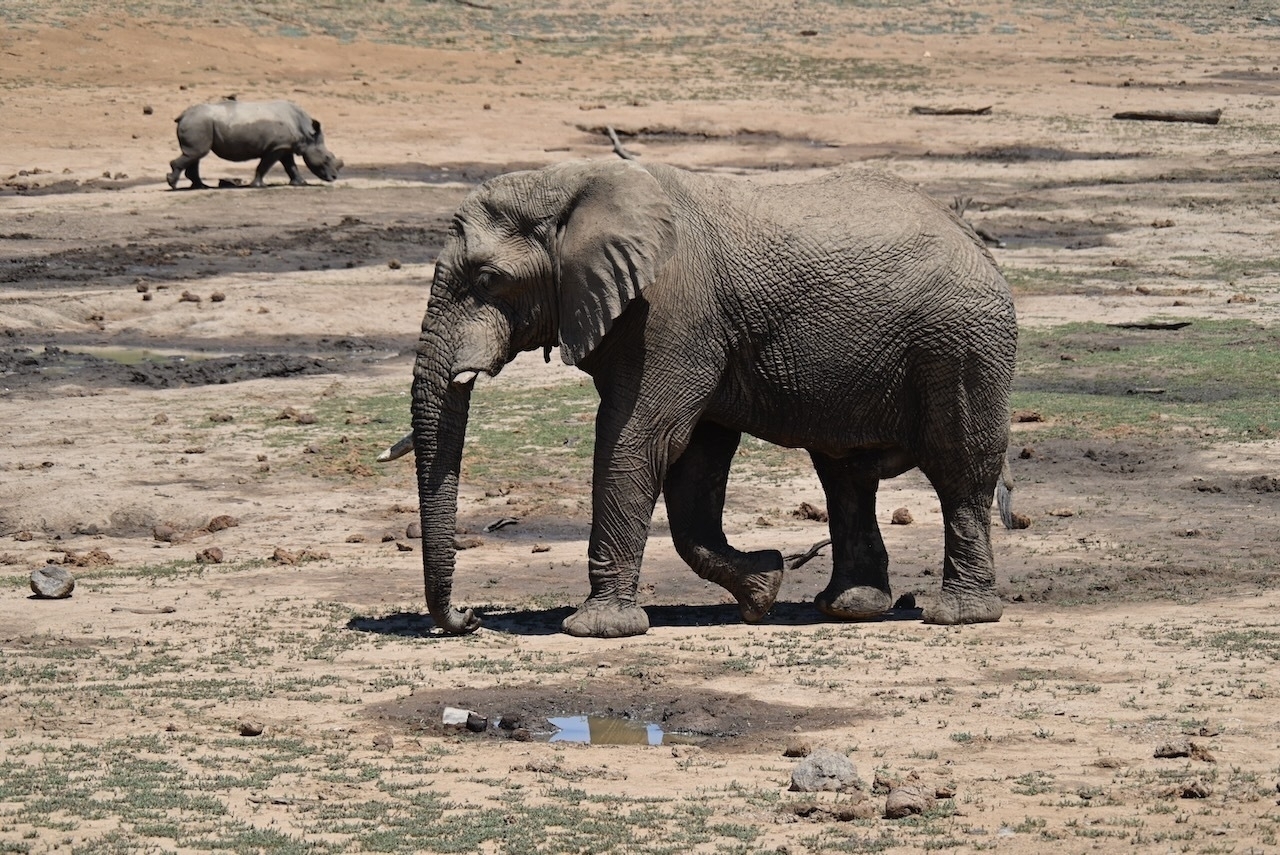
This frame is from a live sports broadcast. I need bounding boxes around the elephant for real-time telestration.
[167,100,343,189]
[391,158,1018,638]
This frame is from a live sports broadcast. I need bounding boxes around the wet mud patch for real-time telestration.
[0,217,452,288]
[369,678,870,751]
[0,345,339,391]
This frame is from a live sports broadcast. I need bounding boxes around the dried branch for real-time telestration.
[785,538,832,570]
[605,126,635,160]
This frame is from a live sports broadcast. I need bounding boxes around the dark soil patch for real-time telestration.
[0,345,340,390]
[368,677,869,751]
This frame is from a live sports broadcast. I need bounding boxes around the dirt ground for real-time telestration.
[4,3,1280,852]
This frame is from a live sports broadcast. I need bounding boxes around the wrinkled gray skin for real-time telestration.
[409,159,1017,638]
[167,100,343,189]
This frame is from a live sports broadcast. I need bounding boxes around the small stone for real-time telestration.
[454,536,484,550]
[179,290,202,303]
[165,721,179,732]
[372,733,394,750]
[1018,446,1034,459]
[783,739,812,758]
[405,521,422,539]
[346,534,367,543]
[30,566,75,598]
[789,748,862,793]
[498,714,524,730]
[209,413,234,423]
[381,532,398,543]
[1048,507,1075,518]
[885,785,935,819]
[466,713,489,733]
[238,719,264,737]
[136,281,150,293]
[143,105,154,115]
[395,541,413,552]
[1181,779,1211,799]
[152,413,168,425]
[152,524,183,543]
[210,292,226,303]
[62,548,112,568]
[1155,741,1192,759]
[387,258,402,270]
[509,728,531,741]
[13,530,33,542]
[890,507,913,525]
[1011,409,1043,423]
[271,547,299,565]
[196,547,224,564]
[531,543,550,553]
[1009,512,1033,529]
[207,515,239,532]
[142,292,153,301]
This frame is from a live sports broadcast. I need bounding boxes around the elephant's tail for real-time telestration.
[996,456,1015,530]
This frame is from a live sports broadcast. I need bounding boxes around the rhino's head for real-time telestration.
[301,119,343,182]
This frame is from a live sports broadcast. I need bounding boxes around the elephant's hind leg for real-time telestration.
[810,453,893,619]
[663,421,783,623]
[921,453,1004,625]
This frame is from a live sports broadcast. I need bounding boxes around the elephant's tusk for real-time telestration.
[452,370,478,386]
[375,431,415,463]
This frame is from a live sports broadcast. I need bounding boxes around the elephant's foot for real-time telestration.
[923,588,1002,625]
[562,600,650,638]
[166,172,180,189]
[688,547,783,623]
[815,584,892,620]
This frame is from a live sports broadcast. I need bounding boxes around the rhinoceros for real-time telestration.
[167,100,343,189]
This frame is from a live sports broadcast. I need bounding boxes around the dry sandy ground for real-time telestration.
[4,3,1280,852]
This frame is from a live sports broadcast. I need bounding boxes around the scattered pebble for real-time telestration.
[196,547,224,564]
[207,515,239,532]
[890,507,913,525]
[238,719,264,737]
[789,748,862,793]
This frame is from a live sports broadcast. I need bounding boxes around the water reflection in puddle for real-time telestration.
[58,346,210,365]
[547,716,664,746]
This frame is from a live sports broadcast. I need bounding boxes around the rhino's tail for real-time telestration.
[996,456,1015,530]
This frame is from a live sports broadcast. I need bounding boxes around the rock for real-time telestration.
[143,105,154,115]
[381,532,397,543]
[1018,446,1034,459]
[498,714,523,731]
[791,502,828,522]
[196,547,223,564]
[209,413,234,423]
[1009,512,1033,529]
[395,541,413,552]
[179,290,202,303]
[1047,507,1075,518]
[890,507,913,525]
[207,515,239,532]
[238,719,264,737]
[442,707,475,727]
[62,548,112,568]
[466,712,489,733]
[271,547,298,565]
[1011,409,1043,423]
[885,784,935,818]
[210,292,226,303]
[388,259,402,269]
[152,413,168,425]
[30,566,75,598]
[1181,779,1211,799]
[454,536,485,550]
[532,543,551,553]
[509,728,531,741]
[345,534,366,543]
[1155,741,1192,759]
[372,733,394,750]
[136,281,150,293]
[152,524,183,543]
[789,748,862,793]
[13,530,33,542]
[892,593,917,610]
[783,739,812,758]
[405,521,422,539]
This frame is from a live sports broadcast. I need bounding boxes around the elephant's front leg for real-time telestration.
[663,421,782,623]
[810,452,893,619]
[562,404,685,638]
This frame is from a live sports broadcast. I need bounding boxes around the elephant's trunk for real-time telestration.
[411,327,481,634]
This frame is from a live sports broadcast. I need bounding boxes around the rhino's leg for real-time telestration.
[279,153,308,186]
[168,153,208,190]
[251,153,282,188]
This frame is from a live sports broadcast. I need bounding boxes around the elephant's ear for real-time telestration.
[555,161,676,366]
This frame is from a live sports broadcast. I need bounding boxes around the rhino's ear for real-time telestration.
[554,161,676,366]
[311,119,322,138]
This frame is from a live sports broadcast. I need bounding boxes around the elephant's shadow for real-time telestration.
[346,601,925,638]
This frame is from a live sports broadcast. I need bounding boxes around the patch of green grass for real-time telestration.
[1013,319,1280,441]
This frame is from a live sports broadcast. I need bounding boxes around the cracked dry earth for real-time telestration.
[4,2,1280,853]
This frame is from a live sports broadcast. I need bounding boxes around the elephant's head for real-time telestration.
[409,159,676,633]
